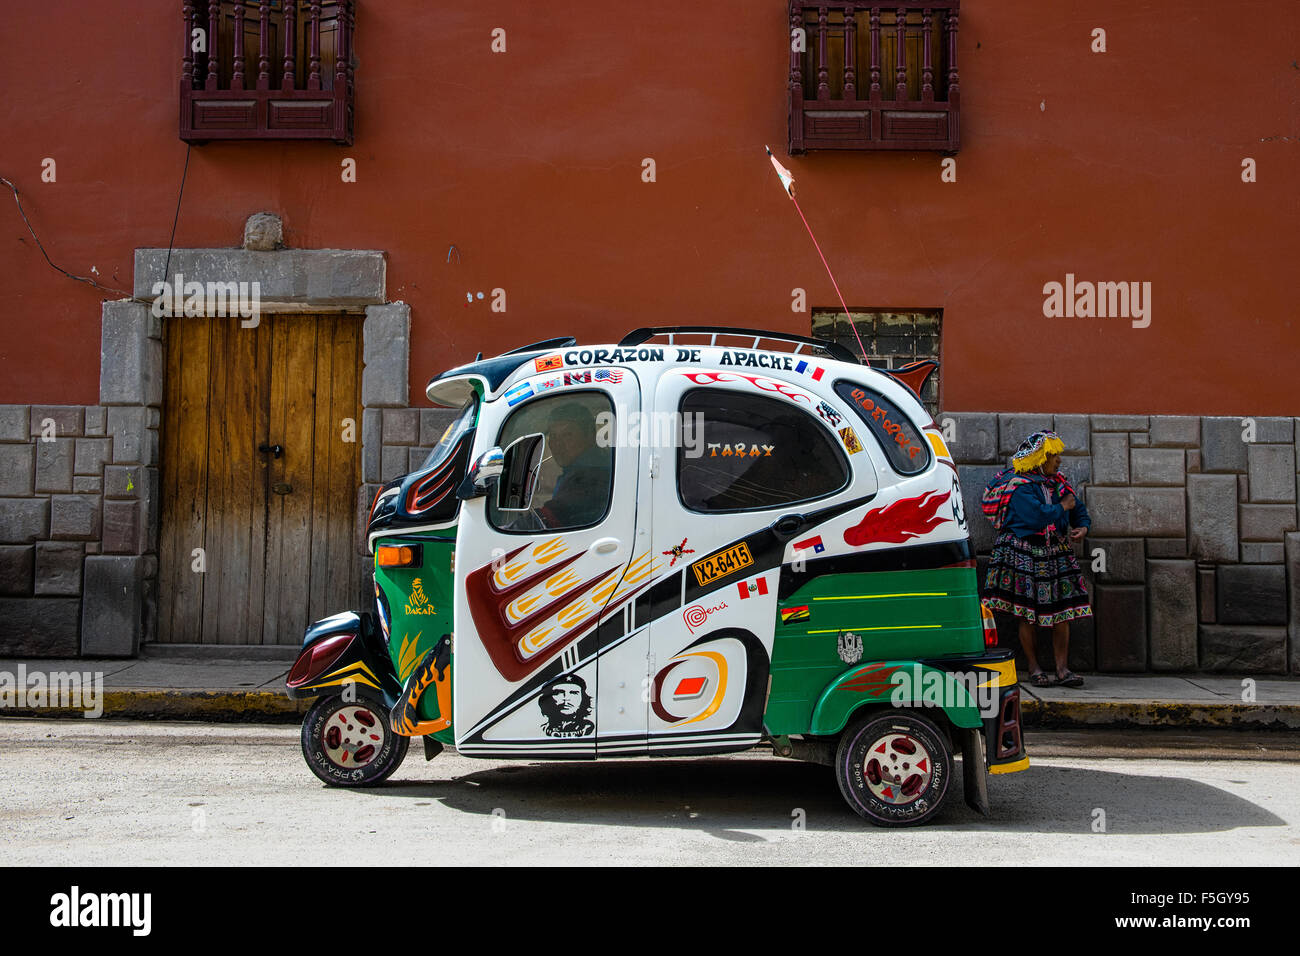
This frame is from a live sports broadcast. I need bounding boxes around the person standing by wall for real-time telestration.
[982,431,1092,688]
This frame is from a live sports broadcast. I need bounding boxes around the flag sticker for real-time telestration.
[534,354,563,373]
[793,535,825,554]
[838,426,864,454]
[505,382,534,406]
[593,368,624,384]
[564,370,592,385]
[781,605,811,624]
[816,401,842,427]
[794,359,826,382]
[737,576,769,600]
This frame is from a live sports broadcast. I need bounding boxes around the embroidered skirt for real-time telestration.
[983,530,1092,626]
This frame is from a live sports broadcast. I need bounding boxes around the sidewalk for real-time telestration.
[2,656,1300,729]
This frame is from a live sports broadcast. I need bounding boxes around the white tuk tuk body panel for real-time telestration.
[451,344,967,758]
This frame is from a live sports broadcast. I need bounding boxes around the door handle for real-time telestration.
[259,443,284,459]
[771,514,805,541]
[592,537,620,555]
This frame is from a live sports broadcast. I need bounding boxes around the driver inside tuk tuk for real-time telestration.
[537,403,612,529]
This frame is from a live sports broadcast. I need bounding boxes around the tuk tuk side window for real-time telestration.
[833,380,932,476]
[487,391,615,534]
[420,397,478,472]
[677,388,850,513]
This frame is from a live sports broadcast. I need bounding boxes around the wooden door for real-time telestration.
[159,314,363,646]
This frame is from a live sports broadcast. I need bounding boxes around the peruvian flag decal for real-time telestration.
[737,576,769,600]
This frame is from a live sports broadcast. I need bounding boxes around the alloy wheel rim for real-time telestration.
[862,731,933,806]
[321,705,385,769]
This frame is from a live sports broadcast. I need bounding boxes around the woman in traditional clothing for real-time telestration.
[982,431,1091,688]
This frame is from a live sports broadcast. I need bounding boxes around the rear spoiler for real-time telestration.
[888,360,939,402]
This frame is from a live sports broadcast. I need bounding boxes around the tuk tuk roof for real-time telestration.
[425,327,935,411]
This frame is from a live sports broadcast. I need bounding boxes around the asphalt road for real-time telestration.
[3,719,1298,866]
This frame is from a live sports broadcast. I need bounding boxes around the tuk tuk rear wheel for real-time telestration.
[835,710,951,827]
[301,694,409,787]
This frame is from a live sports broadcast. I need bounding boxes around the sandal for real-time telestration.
[1028,672,1051,688]
[1056,671,1085,688]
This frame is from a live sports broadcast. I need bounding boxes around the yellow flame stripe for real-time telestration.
[305,673,380,691]
[533,537,567,563]
[508,593,542,620]
[589,571,623,605]
[544,569,581,596]
[623,554,658,584]
[519,626,554,655]
[805,624,942,634]
[557,601,590,628]
[496,560,529,588]
[974,659,1019,688]
[323,660,379,683]
[812,592,948,600]
[397,632,423,678]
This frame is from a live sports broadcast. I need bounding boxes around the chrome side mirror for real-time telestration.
[457,446,505,500]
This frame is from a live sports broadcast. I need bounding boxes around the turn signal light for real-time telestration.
[376,545,420,568]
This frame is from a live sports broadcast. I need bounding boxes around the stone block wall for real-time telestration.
[0,400,159,657]
[357,407,458,542]
[1,300,163,658]
[948,413,1299,674]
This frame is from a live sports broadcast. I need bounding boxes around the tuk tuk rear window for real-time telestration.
[833,380,931,475]
[677,388,850,513]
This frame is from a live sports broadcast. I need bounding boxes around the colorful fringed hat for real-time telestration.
[1012,430,1065,474]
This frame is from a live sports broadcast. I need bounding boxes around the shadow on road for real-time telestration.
[344,756,1287,835]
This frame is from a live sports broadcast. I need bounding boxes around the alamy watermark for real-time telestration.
[49,886,150,936]
[0,665,103,718]
[1042,273,1151,328]
[150,273,262,327]
[595,410,706,457]
[889,664,998,719]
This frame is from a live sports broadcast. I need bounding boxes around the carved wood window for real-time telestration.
[181,1,354,144]
[788,2,960,153]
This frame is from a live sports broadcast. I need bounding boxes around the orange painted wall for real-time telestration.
[1,1,1297,413]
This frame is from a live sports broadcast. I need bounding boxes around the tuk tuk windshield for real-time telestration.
[421,397,478,472]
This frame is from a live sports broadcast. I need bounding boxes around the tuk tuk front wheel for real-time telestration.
[301,694,409,787]
[835,710,952,827]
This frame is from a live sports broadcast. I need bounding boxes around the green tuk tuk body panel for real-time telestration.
[764,565,985,735]
[807,661,983,735]
[374,534,456,741]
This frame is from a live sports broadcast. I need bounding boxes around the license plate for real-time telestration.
[691,543,753,587]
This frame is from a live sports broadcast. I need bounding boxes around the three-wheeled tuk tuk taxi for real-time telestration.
[286,327,1027,826]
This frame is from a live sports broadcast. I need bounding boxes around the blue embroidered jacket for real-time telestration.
[1006,474,1090,539]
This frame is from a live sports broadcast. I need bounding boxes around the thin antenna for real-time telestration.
[765,146,869,362]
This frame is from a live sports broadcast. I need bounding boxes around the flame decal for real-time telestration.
[843,489,952,546]
[676,371,811,404]
[843,663,901,697]
[532,537,567,563]
[544,568,582,596]
[469,549,659,681]
[589,569,623,605]
[623,554,660,584]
